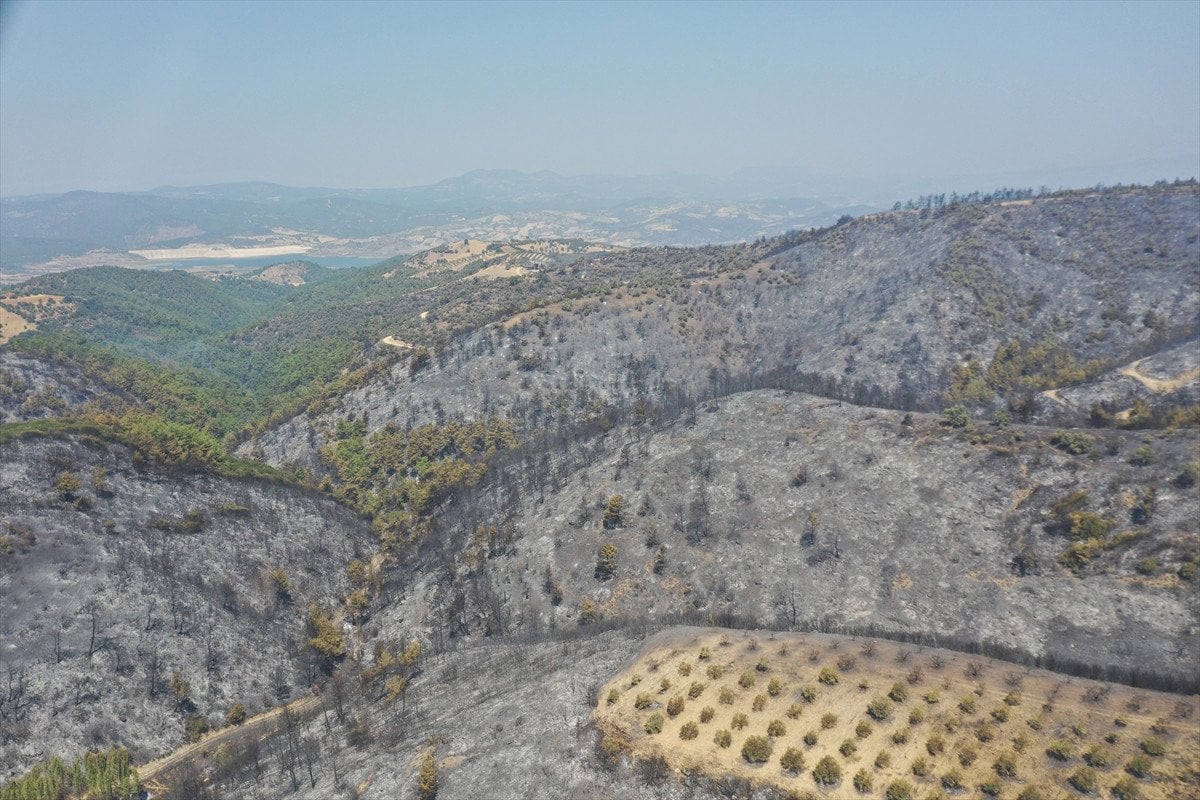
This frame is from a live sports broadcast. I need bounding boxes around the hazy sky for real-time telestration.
[1,0,1197,197]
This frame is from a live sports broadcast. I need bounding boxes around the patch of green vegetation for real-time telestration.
[812,754,842,785]
[318,416,519,548]
[1050,430,1095,455]
[0,413,299,483]
[0,747,141,800]
[967,337,1111,410]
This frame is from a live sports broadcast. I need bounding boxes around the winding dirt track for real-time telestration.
[1118,358,1200,394]
[137,694,321,786]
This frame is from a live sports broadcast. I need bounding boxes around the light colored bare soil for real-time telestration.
[1118,358,1200,394]
[129,244,309,260]
[471,262,527,279]
[0,307,34,344]
[0,294,70,344]
[596,629,1200,799]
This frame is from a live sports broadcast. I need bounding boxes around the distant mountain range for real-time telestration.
[0,169,884,278]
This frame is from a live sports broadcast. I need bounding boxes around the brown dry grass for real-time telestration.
[0,294,71,344]
[595,629,1200,799]
[471,262,527,279]
[0,306,34,344]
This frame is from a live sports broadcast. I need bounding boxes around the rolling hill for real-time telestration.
[1,181,1197,799]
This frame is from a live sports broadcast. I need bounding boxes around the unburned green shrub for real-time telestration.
[1125,754,1152,778]
[780,746,805,773]
[1051,430,1094,454]
[1067,766,1097,793]
[1112,776,1142,800]
[184,714,210,743]
[943,406,970,428]
[868,697,894,720]
[741,734,772,763]
[940,768,965,790]
[226,704,247,726]
[594,543,618,579]
[1047,739,1076,761]
[853,768,873,793]
[812,755,842,785]
[1140,736,1166,756]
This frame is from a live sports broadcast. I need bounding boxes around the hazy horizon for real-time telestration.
[2,158,1199,204]
[1,0,1197,199]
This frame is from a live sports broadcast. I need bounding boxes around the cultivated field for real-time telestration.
[595,629,1200,799]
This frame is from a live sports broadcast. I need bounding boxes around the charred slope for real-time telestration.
[246,184,1199,469]
[0,351,129,423]
[370,392,1198,687]
[151,630,663,800]
[0,436,373,775]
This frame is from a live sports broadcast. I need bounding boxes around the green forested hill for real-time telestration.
[4,241,627,435]
[18,266,290,350]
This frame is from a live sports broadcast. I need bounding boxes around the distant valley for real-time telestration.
[0,170,879,281]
